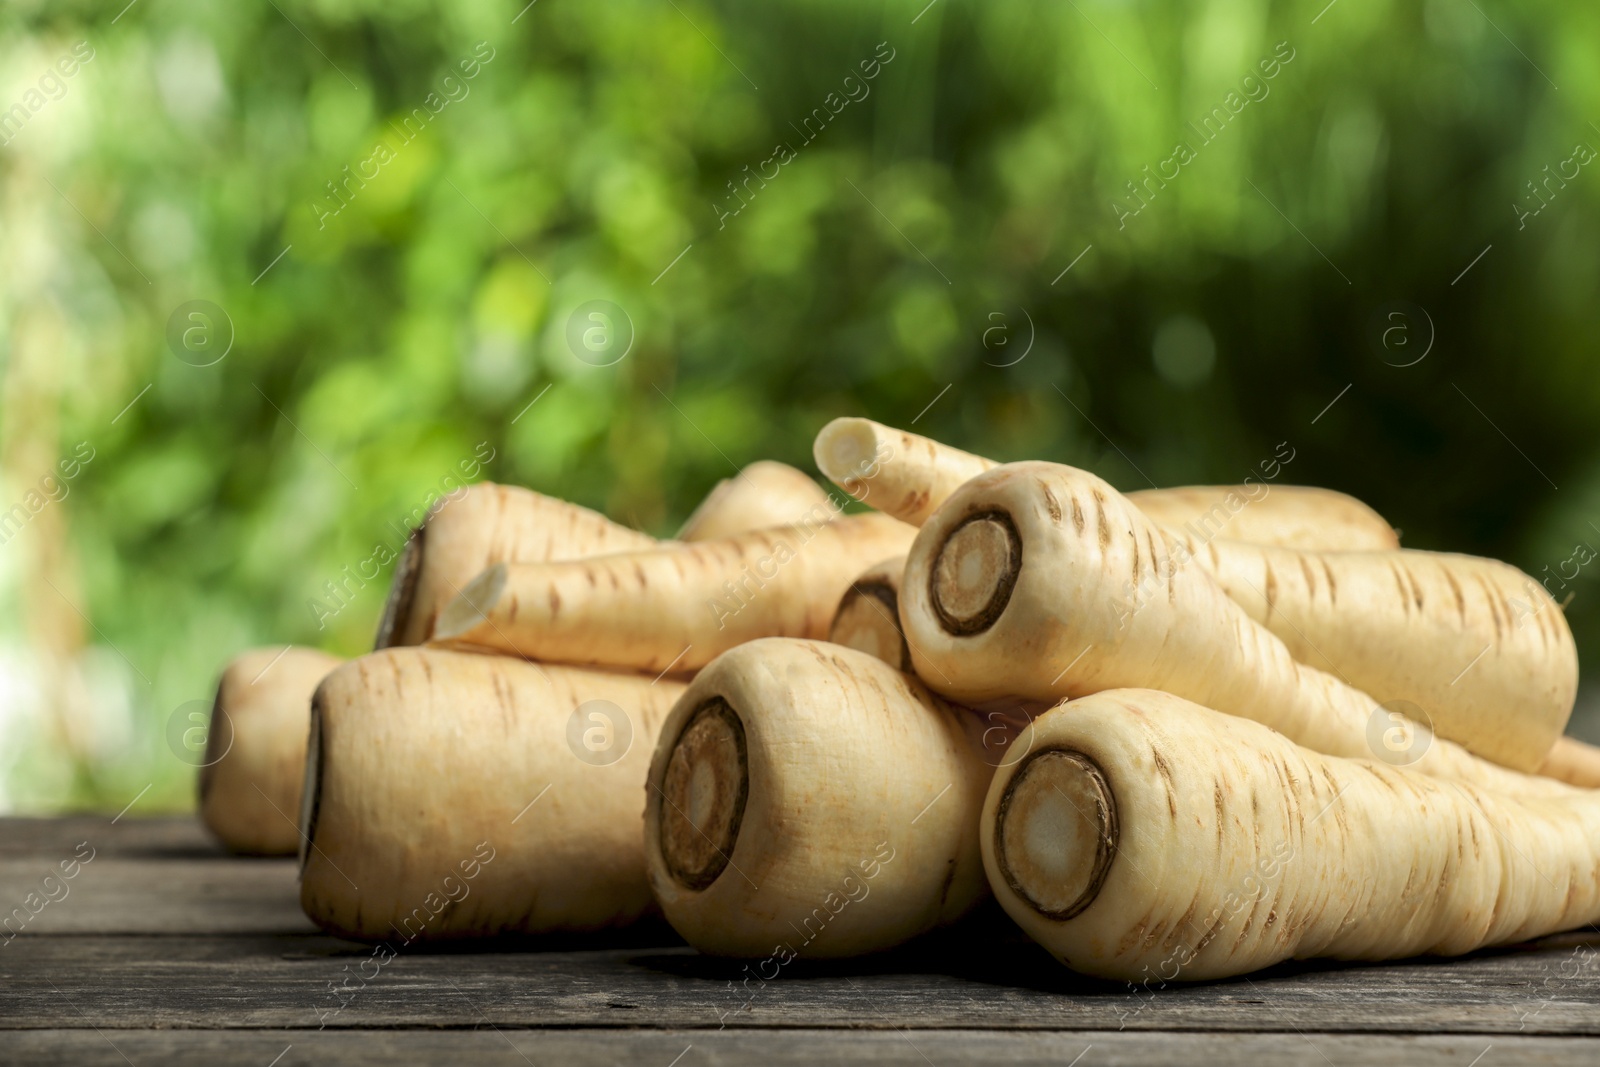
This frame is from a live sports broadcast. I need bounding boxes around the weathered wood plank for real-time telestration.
[3,931,1598,1034]
[0,816,217,858]
[0,857,313,936]
[5,817,1600,1043]
[0,1028,1588,1066]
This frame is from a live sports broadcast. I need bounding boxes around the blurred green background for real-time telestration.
[2,0,1598,812]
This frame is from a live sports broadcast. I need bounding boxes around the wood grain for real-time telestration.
[0,816,217,858]
[3,1029,1593,1067]
[3,931,1599,1034]
[0,857,312,936]
[5,814,1600,1065]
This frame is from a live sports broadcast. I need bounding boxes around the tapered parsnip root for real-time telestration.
[643,639,992,957]
[677,461,833,541]
[198,646,344,855]
[1127,484,1399,551]
[901,461,1566,797]
[375,482,656,648]
[814,417,996,527]
[815,418,1399,551]
[1540,736,1600,789]
[300,648,685,941]
[984,689,1600,982]
[1179,536,1577,772]
[828,556,908,670]
[432,515,916,673]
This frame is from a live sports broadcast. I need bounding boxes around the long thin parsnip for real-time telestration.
[300,648,685,941]
[376,482,656,647]
[814,417,995,526]
[984,689,1600,982]
[899,461,1566,796]
[1127,483,1397,551]
[199,646,344,855]
[677,461,832,541]
[1539,736,1600,788]
[814,417,1398,550]
[827,556,908,670]
[431,515,916,673]
[643,639,992,958]
[1175,535,1577,772]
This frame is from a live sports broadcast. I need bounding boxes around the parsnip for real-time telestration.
[814,417,1398,550]
[208,489,652,854]
[375,482,656,648]
[1539,736,1600,788]
[643,638,991,957]
[431,514,916,673]
[199,646,344,854]
[1127,484,1398,551]
[900,461,1566,796]
[827,556,908,670]
[823,421,1566,775]
[300,647,685,941]
[814,417,995,527]
[677,461,832,541]
[984,688,1600,982]
[1176,535,1577,772]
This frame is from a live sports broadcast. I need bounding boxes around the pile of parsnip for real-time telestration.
[201,418,1600,984]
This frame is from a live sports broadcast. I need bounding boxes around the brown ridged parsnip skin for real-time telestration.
[199,646,345,855]
[1178,536,1577,772]
[900,461,1567,797]
[828,556,908,670]
[984,689,1600,982]
[813,418,1399,551]
[299,648,685,942]
[376,482,657,648]
[643,639,992,958]
[677,461,833,541]
[431,515,917,674]
[1127,484,1399,551]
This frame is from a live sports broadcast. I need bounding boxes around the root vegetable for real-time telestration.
[300,648,685,941]
[1539,736,1600,788]
[677,461,832,541]
[1126,484,1398,551]
[984,688,1600,982]
[814,418,1398,551]
[217,484,668,857]
[643,638,991,958]
[900,461,1566,796]
[199,646,344,855]
[1178,536,1577,772]
[827,556,908,670]
[431,514,916,674]
[375,483,656,648]
[814,417,995,527]
[824,420,1564,774]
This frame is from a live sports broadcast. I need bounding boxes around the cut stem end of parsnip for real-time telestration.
[658,699,750,891]
[373,528,425,649]
[434,563,509,641]
[994,748,1118,922]
[831,581,908,670]
[814,417,880,491]
[297,691,326,875]
[931,512,1021,635]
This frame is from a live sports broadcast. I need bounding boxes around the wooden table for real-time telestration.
[3,816,1598,1065]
